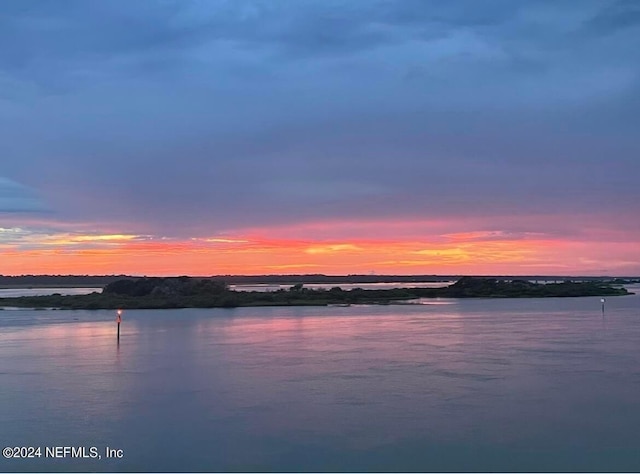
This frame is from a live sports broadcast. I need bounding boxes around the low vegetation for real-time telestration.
[0,276,632,310]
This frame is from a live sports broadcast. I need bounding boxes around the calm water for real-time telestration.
[0,288,102,298]
[229,282,454,292]
[1,287,639,472]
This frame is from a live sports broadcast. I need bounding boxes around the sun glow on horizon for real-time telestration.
[1,220,639,276]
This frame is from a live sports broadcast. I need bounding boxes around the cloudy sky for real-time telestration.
[1,0,639,275]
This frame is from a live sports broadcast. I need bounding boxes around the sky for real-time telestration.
[1,0,639,276]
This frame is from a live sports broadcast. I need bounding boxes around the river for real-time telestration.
[1,286,639,471]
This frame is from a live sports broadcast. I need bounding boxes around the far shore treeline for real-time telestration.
[1,274,639,288]
[0,276,633,310]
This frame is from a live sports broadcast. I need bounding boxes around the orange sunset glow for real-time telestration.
[2,218,638,275]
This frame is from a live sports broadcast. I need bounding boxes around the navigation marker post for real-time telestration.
[601,298,606,316]
[117,309,122,341]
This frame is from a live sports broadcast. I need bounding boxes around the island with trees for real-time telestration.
[0,276,632,310]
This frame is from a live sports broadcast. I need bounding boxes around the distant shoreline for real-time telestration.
[1,274,639,289]
[0,277,633,310]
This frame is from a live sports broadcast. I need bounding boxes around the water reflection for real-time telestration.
[229,281,454,292]
[0,287,102,297]
[1,297,640,471]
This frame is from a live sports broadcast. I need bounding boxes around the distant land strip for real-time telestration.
[1,274,639,288]
[0,277,633,310]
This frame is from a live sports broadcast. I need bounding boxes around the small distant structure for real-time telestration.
[601,298,606,316]
[116,309,123,341]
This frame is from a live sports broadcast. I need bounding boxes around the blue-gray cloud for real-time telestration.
[584,0,640,36]
[0,0,638,238]
[0,177,47,213]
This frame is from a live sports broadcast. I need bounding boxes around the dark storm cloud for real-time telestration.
[0,0,638,237]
